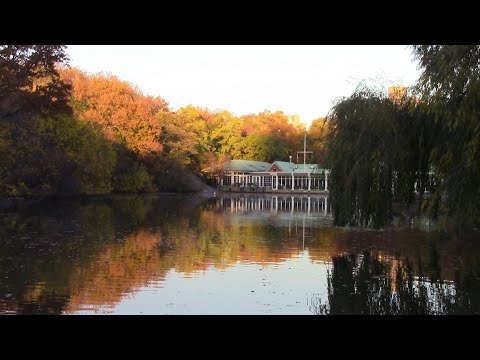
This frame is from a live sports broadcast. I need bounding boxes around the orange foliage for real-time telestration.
[241,111,305,154]
[59,68,169,156]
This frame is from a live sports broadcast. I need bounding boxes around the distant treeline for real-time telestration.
[326,45,480,229]
[0,46,328,198]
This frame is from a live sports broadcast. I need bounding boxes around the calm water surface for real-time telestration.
[0,193,479,315]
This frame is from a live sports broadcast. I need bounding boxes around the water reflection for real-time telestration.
[309,249,480,315]
[0,194,479,314]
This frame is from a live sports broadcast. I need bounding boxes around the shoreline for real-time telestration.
[0,188,216,211]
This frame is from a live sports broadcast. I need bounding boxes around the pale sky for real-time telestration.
[66,45,421,128]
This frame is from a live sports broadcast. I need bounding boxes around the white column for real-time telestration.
[275,174,279,190]
[291,196,294,214]
[324,196,328,216]
[291,174,295,191]
[308,196,311,215]
[308,174,311,191]
[325,171,328,192]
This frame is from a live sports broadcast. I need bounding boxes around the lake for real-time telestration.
[0,193,479,315]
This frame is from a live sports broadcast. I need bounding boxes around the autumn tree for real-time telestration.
[246,111,304,144]
[174,105,212,168]
[211,114,247,159]
[307,117,330,165]
[241,111,305,162]
[60,67,168,156]
[243,133,289,163]
[60,67,170,193]
[0,46,121,197]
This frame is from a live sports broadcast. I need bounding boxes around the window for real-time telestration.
[264,176,271,187]
[223,175,231,185]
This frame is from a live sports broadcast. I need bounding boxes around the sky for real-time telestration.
[66,45,421,128]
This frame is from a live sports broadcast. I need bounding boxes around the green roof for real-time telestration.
[272,161,296,172]
[222,160,324,173]
[223,160,271,172]
[272,161,323,173]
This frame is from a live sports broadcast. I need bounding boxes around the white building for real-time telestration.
[218,160,329,193]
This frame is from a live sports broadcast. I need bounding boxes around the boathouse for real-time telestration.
[216,159,329,193]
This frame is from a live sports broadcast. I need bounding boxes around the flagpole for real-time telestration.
[304,132,306,167]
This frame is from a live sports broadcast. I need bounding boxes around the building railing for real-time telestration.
[217,185,328,193]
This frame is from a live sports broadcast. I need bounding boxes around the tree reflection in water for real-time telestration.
[309,249,480,315]
[1,193,480,314]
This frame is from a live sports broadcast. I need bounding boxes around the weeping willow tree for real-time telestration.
[413,45,480,227]
[326,85,434,228]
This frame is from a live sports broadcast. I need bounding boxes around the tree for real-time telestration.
[174,105,212,169]
[59,67,168,156]
[59,67,172,193]
[211,115,247,159]
[325,85,432,228]
[157,111,201,167]
[0,45,71,118]
[243,132,288,162]
[0,45,76,197]
[307,117,330,165]
[36,115,116,194]
[241,111,305,160]
[412,45,480,226]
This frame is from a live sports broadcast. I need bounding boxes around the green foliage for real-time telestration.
[152,159,205,193]
[0,122,13,189]
[37,116,116,194]
[243,133,288,163]
[157,111,202,168]
[113,161,155,193]
[325,45,480,229]
[326,86,434,228]
[0,114,116,197]
[413,45,480,226]
[210,115,247,159]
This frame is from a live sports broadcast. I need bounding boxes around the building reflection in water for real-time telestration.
[214,194,332,250]
[215,193,330,217]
